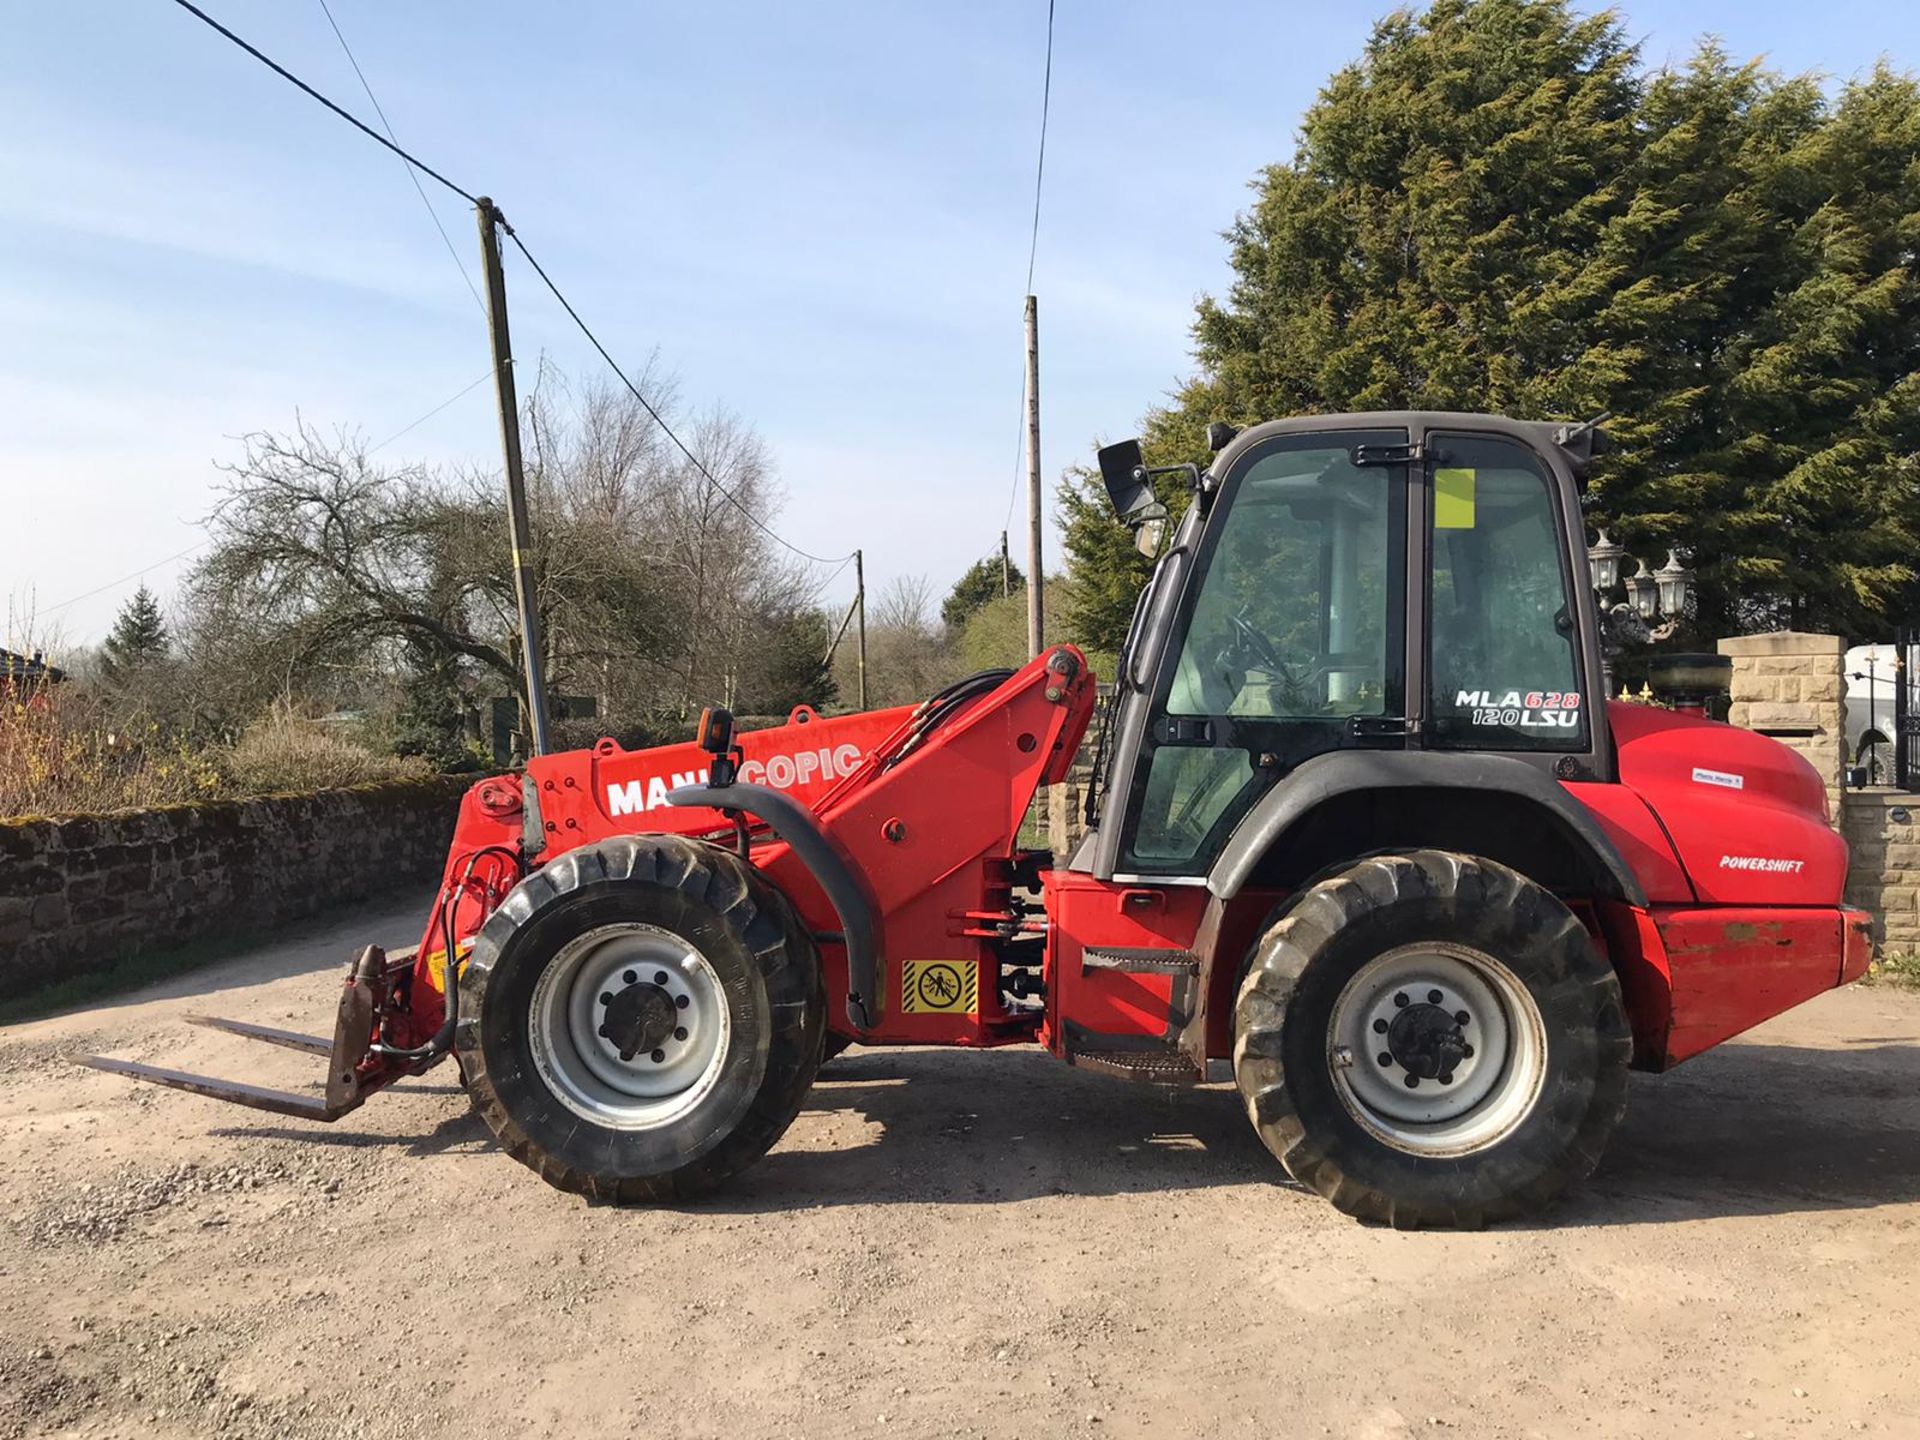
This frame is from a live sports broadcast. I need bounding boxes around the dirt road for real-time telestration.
[3,897,1916,1440]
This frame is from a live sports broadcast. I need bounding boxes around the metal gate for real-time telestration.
[1897,627,1918,792]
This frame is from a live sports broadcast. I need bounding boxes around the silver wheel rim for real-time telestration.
[528,922,731,1131]
[1327,942,1546,1157]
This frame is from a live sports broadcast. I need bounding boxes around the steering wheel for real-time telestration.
[1228,608,1286,674]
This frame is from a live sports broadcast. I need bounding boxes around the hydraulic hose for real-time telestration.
[372,845,521,1061]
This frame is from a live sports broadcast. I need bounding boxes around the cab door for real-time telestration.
[1415,427,1605,778]
[1111,427,1411,877]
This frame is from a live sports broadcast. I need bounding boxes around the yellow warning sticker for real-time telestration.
[421,938,474,993]
[900,960,978,1015]
[1435,467,1477,529]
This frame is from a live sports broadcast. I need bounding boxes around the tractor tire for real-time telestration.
[456,835,825,1202]
[820,1033,854,1063]
[1232,850,1630,1228]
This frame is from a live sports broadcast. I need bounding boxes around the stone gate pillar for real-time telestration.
[1715,631,1847,818]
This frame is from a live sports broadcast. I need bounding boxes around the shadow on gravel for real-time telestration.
[1555,1038,1920,1227]
[186,1031,1920,1226]
[734,1037,1920,1223]
[712,1046,1283,1212]
[208,1107,494,1159]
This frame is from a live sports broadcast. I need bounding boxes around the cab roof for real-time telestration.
[1213,412,1605,484]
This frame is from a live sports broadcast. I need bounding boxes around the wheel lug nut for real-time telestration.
[1372,1018,1388,1034]
[1455,1010,1470,1026]
[1404,1074,1419,1088]
[650,1049,666,1064]
[623,970,637,985]
[675,994,690,1010]
[673,1026,688,1041]
[1427,989,1443,1004]
[599,992,613,1006]
[654,971,669,986]
[1377,1051,1394,1067]
[1393,992,1409,1008]
[1463,1044,1475,1058]
[1439,1072,1454,1085]
[598,1025,611,1038]
[619,1049,635,1062]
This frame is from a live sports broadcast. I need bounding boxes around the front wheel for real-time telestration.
[456,835,825,1202]
[1233,851,1630,1228]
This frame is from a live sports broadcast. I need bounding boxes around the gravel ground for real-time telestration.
[3,895,1917,1439]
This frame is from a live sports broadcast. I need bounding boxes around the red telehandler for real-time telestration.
[85,413,1873,1226]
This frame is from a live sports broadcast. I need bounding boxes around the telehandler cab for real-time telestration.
[86,412,1872,1227]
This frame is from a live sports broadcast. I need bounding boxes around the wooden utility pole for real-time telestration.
[475,197,551,756]
[854,548,868,710]
[1000,530,1011,597]
[1023,295,1043,659]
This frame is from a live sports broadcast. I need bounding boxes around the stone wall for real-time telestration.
[1711,628,1916,957]
[1843,791,1920,955]
[0,776,475,1001]
[1716,630,1849,815]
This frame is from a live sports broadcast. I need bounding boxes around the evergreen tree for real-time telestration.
[1057,465,1191,655]
[941,552,1024,631]
[737,608,839,716]
[391,643,474,771]
[1704,66,1920,634]
[1062,0,1920,640]
[100,583,171,683]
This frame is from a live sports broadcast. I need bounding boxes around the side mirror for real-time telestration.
[1135,507,1169,558]
[1097,438,1155,522]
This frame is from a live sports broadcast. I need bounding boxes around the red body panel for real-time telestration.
[755,654,1096,1045]
[412,650,1098,1050]
[1605,701,1847,906]
[1594,898,1875,1067]
[1586,702,1859,1066]
[529,704,913,844]
[1562,779,1694,904]
[1037,874,1209,1057]
[401,706,910,1044]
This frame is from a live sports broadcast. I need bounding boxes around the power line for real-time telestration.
[1004,0,1059,536]
[1023,0,1057,296]
[315,0,486,316]
[168,0,476,204]
[503,227,855,567]
[368,368,494,452]
[41,542,211,617]
[41,368,512,619]
[167,0,848,570]
[1001,370,1027,534]
[817,552,856,602]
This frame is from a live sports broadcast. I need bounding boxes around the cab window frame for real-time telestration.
[1417,428,1597,760]
[1117,427,1409,875]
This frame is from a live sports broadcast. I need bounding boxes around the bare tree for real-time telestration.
[851,574,967,706]
[187,371,838,754]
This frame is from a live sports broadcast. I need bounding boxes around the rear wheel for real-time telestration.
[1233,850,1630,1227]
[456,835,824,1201]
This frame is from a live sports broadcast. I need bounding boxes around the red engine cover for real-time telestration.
[1607,701,1848,906]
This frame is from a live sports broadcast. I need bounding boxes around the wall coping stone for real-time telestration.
[0,774,475,832]
[1717,631,1846,658]
[1844,790,1919,810]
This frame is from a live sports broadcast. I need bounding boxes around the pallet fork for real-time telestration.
[79,944,427,1121]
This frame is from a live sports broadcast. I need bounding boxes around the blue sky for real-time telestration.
[4,1,1917,647]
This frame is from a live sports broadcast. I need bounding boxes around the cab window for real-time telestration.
[1127,432,1404,868]
[1426,434,1586,751]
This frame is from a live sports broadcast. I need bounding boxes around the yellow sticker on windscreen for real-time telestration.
[1435,468,1477,528]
